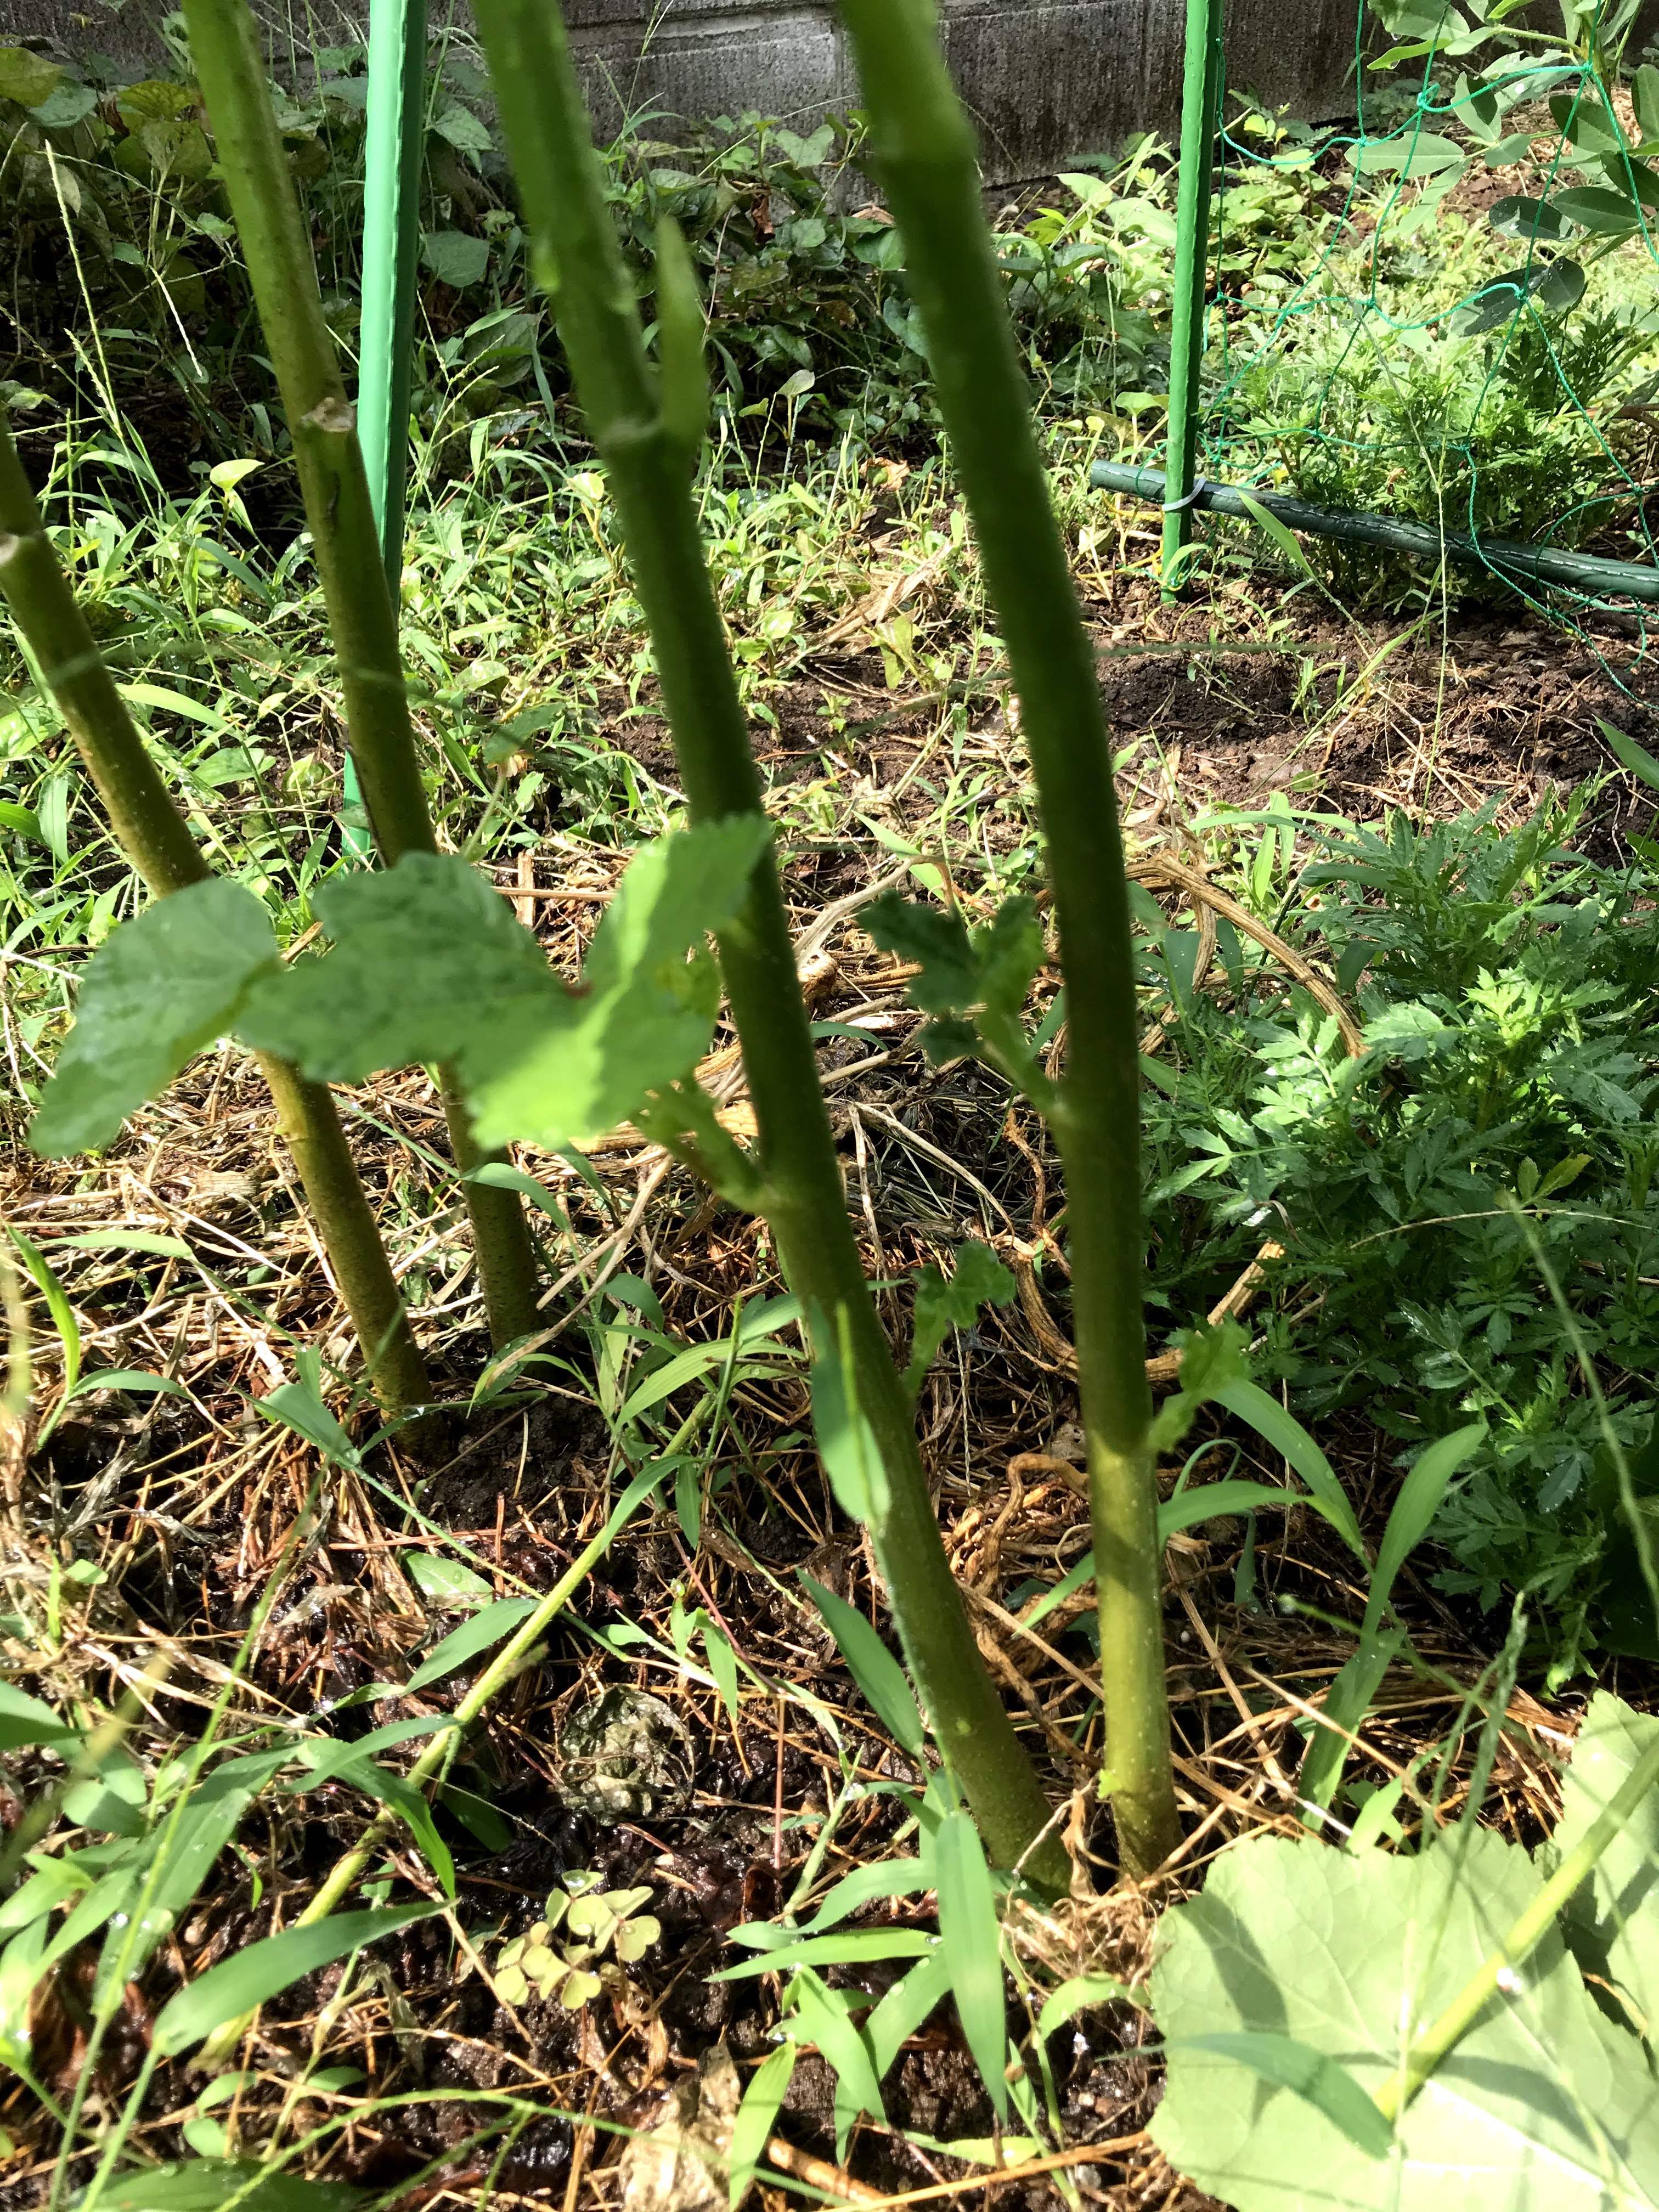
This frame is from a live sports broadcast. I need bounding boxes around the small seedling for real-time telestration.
[493,1874,661,2007]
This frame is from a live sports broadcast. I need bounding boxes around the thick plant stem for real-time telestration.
[0,420,433,1421]
[474,0,1066,1888]
[184,0,541,1348]
[1160,0,1222,594]
[835,0,1180,1875]
[1376,1731,1659,2121]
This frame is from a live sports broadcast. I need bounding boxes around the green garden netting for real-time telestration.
[1186,0,1659,680]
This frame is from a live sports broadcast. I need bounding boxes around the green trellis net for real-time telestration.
[1185,0,1659,675]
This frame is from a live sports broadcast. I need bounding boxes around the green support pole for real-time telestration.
[1161,0,1222,596]
[351,0,427,855]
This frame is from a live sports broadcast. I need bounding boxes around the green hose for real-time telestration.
[1093,459,1659,602]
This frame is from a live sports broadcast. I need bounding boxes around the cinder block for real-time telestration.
[0,0,1431,183]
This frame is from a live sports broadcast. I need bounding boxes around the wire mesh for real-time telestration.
[1184,0,1659,692]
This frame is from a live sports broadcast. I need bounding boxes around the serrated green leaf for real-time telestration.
[907,1240,1014,1391]
[1552,1691,1659,2052]
[1151,1827,1659,2210]
[866,890,1045,1080]
[32,881,279,1156]
[932,1810,1008,2119]
[240,823,770,1149]
[238,851,552,1081]
[153,1905,441,2055]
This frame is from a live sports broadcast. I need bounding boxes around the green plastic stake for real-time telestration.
[350,0,428,856]
[1160,0,1222,596]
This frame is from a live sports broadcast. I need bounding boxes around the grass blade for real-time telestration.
[931,1808,1008,2119]
[801,1573,927,1760]
[153,1904,441,2055]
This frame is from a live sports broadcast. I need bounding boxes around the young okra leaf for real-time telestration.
[1146,1318,1250,1458]
[866,890,1048,1095]
[32,879,280,1156]
[240,817,771,1148]
[476,811,771,1148]
[906,1241,1015,1395]
[238,851,554,1083]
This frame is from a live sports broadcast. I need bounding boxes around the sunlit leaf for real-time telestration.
[239,821,771,1149]
[932,1809,1008,2119]
[81,2160,363,2212]
[1152,1827,1659,2209]
[153,1905,442,2055]
[729,2037,797,2204]
[32,881,279,1157]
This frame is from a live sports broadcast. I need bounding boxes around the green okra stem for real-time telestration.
[834,0,1179,1875]
[474,0,1067,1889]
[184,0,541,1348]
[0,419,434,1424]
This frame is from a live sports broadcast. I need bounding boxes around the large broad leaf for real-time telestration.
[906,1241,1014,1392]
[32,881,279,1156]
[1351,131,1464,178]
[1151,1827,1659,2210]
[239,821,770,1148]
[865,890,1044,1076]
[1550,1691,1659,2055]
[1550,185,1645,235]
[239,853,551,1086]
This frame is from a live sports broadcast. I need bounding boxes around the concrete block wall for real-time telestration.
[1,0,1362,183]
